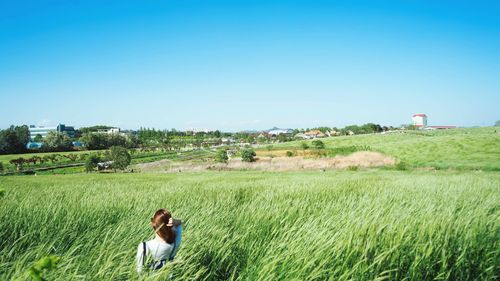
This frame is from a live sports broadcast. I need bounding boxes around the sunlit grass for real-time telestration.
[1,171,498,280]
[271,127,500,171]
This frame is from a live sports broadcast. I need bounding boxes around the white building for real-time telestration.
[28,124,76,139]
[97,128,121,134]
[267,128,293,136]
[412,114,428,128]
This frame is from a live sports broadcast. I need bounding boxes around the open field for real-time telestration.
[262,127,500,171]
[1,171,499,280]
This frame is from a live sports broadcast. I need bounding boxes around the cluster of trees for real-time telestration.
[7,152,87,171]
[80,133,139,150]
[340,123,385,134]
[0,125,30,154]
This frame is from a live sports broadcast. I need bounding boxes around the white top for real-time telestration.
[135,225,182,272]
[136,238,173,272]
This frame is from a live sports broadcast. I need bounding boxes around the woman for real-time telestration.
[136,209,182,273]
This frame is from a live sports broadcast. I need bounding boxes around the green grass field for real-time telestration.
[269,127,500,171]
[1,128,499,280]
[1,171,498,280]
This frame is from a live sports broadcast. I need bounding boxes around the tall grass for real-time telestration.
[0,171,498,280]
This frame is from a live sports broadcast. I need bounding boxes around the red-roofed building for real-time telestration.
[412,114,427,127]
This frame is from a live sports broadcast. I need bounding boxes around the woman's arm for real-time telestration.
[135,242,145,273]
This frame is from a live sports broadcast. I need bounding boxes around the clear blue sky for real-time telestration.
[1,0,499,131]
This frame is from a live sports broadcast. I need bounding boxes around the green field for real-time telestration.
[1,128,499,280]
[1,171,499,280]
[270,127,500,171]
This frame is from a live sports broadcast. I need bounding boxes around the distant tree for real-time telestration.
[33,134,43,143]
[125,134,141,149]
[312,140,325,149]
[64,154,79,162]
[79,125,113,134]
[277,134,289,143]
[241,148,256,162]
[81,133,108,150]
[85,154,101,173]
[15,125,30,146]
[109,146,131,171]
[0,125,29,154]
[29,156,41,165]
[107,133,127,147]
[215,149,229,163]
[43,131,73,152]
[9,158,25,171]
[301,142,309,150]
[495,120,500,126]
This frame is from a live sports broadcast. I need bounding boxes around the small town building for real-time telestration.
[267,128,293,136]
[412,114,428,128]
[304,130,326,138]
[28,124,76,140]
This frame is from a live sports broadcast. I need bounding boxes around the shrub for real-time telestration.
[347,165,359,171]
[301,142,309,150]
[215,149,229,163]
[241,149,256,162]
[85,154,101,173]
[28,255,60,281]
[312,140,325,149]
[395,161,408,171]
[286,151,294,157]
[0,162,3,173]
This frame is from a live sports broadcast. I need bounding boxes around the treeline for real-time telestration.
[0,122,397,155]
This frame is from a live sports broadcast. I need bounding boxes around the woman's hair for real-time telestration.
[151,209,176,244]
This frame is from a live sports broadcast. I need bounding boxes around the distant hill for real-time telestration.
[268,127,500,171]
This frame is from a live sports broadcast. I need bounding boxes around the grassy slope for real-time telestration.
[268,127,500,170]
[0,171,498,280]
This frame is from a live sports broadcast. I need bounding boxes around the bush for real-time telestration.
[85,154,101,173]
[395,161,408,171]
[347,165,359,171]
[28,255,60,281]
[241,149,256,162]
[215,149,229,163]
[286,151,294,157]
[312,140,325,149]
[0,162,3,173]
[301,142,309,150]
